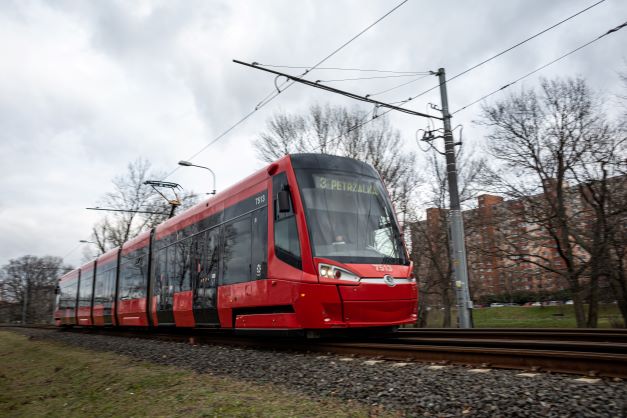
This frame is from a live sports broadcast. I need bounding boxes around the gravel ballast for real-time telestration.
[11,328,627,417]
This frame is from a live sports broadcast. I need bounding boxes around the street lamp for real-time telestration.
[79,240,97,244]
[178,160,217,195]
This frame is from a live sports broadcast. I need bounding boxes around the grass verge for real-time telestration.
[0,331,384,417]
[424,304,624,328]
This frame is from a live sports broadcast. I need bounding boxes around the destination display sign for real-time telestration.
[313,174,379,195]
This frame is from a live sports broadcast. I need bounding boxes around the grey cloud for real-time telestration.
[0,0,625,267]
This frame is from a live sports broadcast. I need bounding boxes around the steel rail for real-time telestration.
[369,337,627,354]
[396,328,627,343]
[300,341,627,378]
[400,327,627,333]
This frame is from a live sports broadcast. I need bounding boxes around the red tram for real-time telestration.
[54,154,417,331]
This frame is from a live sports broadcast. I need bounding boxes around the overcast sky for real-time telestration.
[0,0,625,268]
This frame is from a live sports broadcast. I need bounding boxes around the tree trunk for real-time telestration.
[569,278,587,327]
[586,275,599,328]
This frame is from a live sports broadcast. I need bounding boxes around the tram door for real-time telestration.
[193,228,220,325]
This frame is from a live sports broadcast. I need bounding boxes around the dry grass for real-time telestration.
[0,331,389,417]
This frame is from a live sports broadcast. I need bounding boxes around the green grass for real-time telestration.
[424,304,624,328]
[0,331,389,417]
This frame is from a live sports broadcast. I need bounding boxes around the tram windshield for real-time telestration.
[296,169,408,265]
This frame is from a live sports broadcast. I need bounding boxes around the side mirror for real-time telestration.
[278,189,291,213]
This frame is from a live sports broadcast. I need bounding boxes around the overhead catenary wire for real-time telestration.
[61,243,83,260]
[368,73,432,98]
[310,0,610,141]
[286,1,409,78]
[314,73,430,83]
[253,0,410,109]
[260,0,606,102]
[404,0,607,105]
[235,60,442,120]
[163,1,409,180]
[162,108,258,179]
[255,64,428,74]
[166,0,606,180]
[447,0,606,86]
[452,20,627,115]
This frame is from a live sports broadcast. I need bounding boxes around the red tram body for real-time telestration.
[54,154,418,331]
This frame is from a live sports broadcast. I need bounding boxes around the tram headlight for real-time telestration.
[318,263,360,282]
[320,265,331,277]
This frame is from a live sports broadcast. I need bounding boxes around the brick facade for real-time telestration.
[412,188,593,302]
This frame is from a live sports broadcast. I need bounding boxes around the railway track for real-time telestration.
[6,325,627,378]
[397,327,627,343]
[333,329,627,377]
[307,340,627,378]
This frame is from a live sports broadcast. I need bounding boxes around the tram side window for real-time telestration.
[119,253,148,300]
[173,238,192,292]
[206,228,220,280]
[94,270,105,305]
[106,268,116,304]
[154,248,167,297]
[166,246,176,293]
[70,281,78,308]
[153,248,162,295]
[119,263,130,300]
[222,216,252,284]
[60,280,78,309]
[273,173,301,269]
[79,272,94,307]
[191,231,206,291]
[137,254,148,297]
[95,267,116,305]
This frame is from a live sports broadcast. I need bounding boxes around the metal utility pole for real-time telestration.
[437,68,473,328]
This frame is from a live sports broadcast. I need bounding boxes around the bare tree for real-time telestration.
[411,209,454,327]
[90,159,197,254]
[255,103,421,218]
[478,77,626,327]
[0,256,72,324]
[571,136,626,326]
